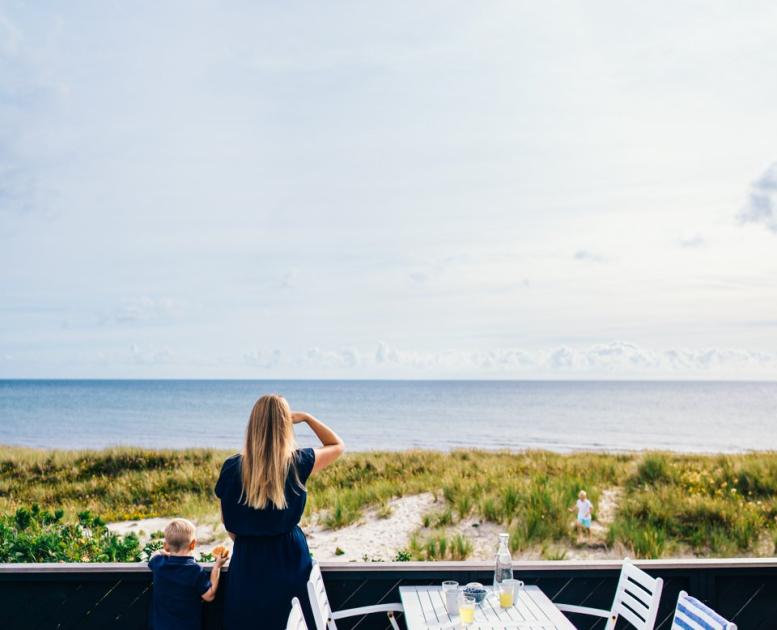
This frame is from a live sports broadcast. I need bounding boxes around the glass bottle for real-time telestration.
[493,532,513,591]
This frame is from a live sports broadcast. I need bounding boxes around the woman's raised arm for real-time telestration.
[292,412,345,474]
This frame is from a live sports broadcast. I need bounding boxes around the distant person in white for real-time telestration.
[569,490,593,538]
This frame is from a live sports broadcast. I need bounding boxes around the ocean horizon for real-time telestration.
[2,379,776,453]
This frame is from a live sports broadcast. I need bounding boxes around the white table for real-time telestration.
[399,585,576,630]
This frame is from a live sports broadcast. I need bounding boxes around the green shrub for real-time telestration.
[394,549,411,562]
[409,532,473,561]
[323,500,361,529]
[450,534,473,560]
[610,453,777,557]
[540,544,568,560]
[455,494,473,519]
[434,509,454,528]
[480,497,500,522]
[634,453,673,487]
[608,516,666,558]
[0,505,145,563]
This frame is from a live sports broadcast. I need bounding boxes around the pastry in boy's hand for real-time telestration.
[211,545,229,559]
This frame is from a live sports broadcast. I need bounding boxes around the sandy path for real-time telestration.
[305,493,436,561]
[584,486,621,541]
[596,487,621,526]
[107,494,437,562]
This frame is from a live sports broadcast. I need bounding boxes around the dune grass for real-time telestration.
[0,446,228,521]
[609,452,777,557]
[1,446,777,560]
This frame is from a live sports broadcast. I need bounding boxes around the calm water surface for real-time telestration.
[0,380,775,452]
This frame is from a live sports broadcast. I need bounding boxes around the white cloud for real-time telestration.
[240,341,777,378]
[279,272,297,289]
[540,344,659,371]
[468,349,538,370]
[303,347,361,369]
[739,162,777,233]
[0,12,21,59]
[128,343,174,365]
[573,250,607,263]
[678,234,705,248]
[547,347,580,369]
[108,297,182,324]
[243,349,282,369]
[375,341,399,363]
[582,342,660,369]
[662,347,776,370]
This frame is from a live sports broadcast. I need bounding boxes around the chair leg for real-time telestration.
[388,611,401,630]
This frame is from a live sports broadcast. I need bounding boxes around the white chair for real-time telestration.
[286,597,309,630]
[671,591,736,630]
[306,561,404,630]
[556,558,664,630]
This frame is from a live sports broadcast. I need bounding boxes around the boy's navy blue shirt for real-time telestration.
[148,554,212,630]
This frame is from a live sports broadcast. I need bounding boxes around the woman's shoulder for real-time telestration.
[224,452,241,465]
[218,453,241,479]
[215,453,241,498]
[293,447,316,483]
[294,447,315,463]
[221,453,242,472]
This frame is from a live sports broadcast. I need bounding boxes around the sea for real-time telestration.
[0,380,775,453]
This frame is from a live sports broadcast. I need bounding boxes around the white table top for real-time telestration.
[399,585,576,630]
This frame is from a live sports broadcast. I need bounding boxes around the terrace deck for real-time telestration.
[0,558,774,629]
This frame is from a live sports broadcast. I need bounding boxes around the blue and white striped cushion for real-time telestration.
[671,593,735,630]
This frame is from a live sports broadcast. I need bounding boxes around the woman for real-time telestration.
[215,394,344,629]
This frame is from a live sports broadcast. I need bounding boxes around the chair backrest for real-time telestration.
[286,597,309,630]
[307,561,335,630]
[671,591,737,630]
[607,559,664,630]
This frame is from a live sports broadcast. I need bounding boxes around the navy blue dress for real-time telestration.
[215,448,316,630]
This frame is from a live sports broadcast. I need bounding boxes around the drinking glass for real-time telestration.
[442,581,459,614]
[458,594,476,625]
[499,579,524,608]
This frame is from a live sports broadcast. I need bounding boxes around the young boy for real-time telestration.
[569,490,593,538]
[148,519,228,630]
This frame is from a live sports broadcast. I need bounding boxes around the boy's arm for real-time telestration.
[201,556,227,602]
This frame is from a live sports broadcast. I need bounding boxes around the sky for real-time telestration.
[1,1,777,379]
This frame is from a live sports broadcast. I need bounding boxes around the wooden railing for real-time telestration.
[0,558,775,629]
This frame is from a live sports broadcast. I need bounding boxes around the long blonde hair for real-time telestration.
[241,394,298,510]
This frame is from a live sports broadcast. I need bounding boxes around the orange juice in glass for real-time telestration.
[499,579,523,608]
[499,586,514,608]
[458,594,476,624]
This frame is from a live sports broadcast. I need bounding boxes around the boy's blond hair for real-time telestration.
[164,518,196,552]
